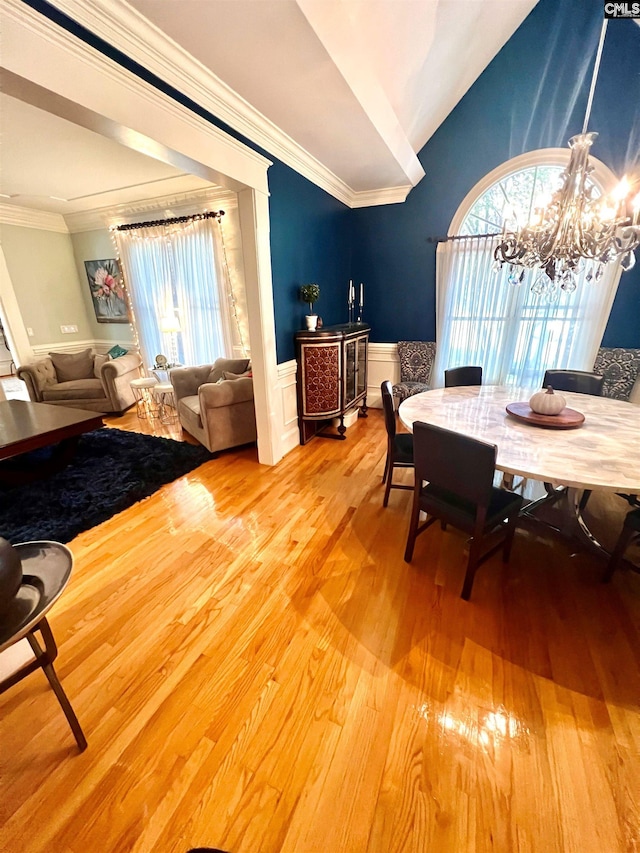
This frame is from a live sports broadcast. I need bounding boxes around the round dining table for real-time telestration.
[398,385,640,495]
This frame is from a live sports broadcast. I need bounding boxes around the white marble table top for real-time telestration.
[398,385,640,493]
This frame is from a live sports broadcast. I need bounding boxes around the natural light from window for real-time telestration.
[433,157,620,389]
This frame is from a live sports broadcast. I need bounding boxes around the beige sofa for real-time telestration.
[170,357,256,453]
[17,347,143,414]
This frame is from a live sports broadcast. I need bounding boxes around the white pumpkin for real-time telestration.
[529,385,566,416]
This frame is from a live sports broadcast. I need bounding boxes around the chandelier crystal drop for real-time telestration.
[493,21,640,297]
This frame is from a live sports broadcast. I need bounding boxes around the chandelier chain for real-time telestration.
[582,20,607,135]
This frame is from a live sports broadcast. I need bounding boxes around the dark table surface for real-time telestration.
[0,400,104,461]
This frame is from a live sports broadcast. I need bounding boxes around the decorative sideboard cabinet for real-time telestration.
[295,322,370,444]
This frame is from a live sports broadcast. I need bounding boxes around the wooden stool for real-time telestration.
[130,376,159,420]
[154,382,178,425]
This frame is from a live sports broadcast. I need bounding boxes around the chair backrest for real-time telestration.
[413,421,496,507]
[592,347,640,399]
[542,369,604,396]
[444,366,483,388]
[397,341,436,384]
[380,380,396,439]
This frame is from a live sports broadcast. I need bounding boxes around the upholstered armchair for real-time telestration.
[17,348,143,413]
[392,341,437,406]
[169,357,257,453]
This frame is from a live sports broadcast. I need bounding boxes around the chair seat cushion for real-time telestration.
[420,483,522,533]
[392,433,414,464]
[42,379,106,401]
[178,395,204,433]
[392,381,430,402]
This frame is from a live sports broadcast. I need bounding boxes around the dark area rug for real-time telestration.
[0,429,211,544]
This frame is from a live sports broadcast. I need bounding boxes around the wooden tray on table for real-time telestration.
[506,402,585,429]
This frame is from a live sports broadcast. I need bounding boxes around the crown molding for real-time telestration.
[0,187,238,236]
[64,186,239,233]
[350,186,413,208]
[0,202,69,232]
[45,0,357,207]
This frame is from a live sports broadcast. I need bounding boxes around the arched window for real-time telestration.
[432,150,623,388]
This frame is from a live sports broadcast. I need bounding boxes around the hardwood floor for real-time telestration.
[1,410,639,853]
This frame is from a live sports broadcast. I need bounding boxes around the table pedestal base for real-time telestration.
[520,487,634,562]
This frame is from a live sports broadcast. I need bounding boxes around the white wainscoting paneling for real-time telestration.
[32,339,138,357]
[277,359,300,456]
[367,342,399,408]
[275,343,398,459]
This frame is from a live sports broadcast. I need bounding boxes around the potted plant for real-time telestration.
[300,283,320,330]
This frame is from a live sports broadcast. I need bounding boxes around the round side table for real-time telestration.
[0,541,87,751]
[130,376,159,420]
[154,382,179,424]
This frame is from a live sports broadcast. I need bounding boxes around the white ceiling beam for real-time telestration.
[296,0,425,188]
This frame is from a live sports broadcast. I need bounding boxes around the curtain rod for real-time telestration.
[113,209,225,232]
[426,232,500,244]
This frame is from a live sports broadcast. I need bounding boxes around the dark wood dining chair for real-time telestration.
[602,508,640,583]
[381,381,414,507]
[404,421,523,600]
[444,366,483,388]
[541,371,603,507]
[542,369,604,396]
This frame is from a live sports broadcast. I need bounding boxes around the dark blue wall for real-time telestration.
[351,0,640,347]
[21,0,640,359]
[268,163,351,362]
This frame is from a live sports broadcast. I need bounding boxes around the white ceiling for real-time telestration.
[127,0,539,191]
[0,0,539,211]
[0,95,214,215]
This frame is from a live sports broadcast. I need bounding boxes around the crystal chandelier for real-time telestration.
[494,20,640,297]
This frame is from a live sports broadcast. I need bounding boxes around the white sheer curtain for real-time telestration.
[170,218,233,367]
[115,217,232,368]
[115,225,173,365]
[433,235,621,389]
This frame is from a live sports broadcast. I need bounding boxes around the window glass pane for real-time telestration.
[437,156,615,389]
[461,166,569,236]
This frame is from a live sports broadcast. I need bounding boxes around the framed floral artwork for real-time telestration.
[84,258,129,324]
